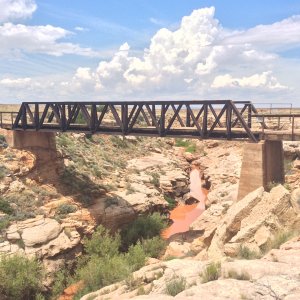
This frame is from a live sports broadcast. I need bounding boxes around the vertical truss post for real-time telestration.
[226,102,232,140]
[60,104,66,131]
[186,108,191,127]
[90,104,97,133]
[122,104,128,135]
[247,104,252,128]
[34,103,39,129]
[159,104,166,136]
[151,104,156,126]
[203,104,208,137]
[21,103,27,130]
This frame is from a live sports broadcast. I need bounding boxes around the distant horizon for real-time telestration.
[0,1,300,104]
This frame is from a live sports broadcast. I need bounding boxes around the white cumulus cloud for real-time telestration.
[211,71,287,90]
[0,0,36,23]
[0,23,101,56]
[1,6,299,102]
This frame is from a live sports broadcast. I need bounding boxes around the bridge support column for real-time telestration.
[11,131,56,151]
[237,140,284,200]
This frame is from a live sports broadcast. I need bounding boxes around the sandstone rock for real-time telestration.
[208,185,300,260]
[291,188,300,212]
[183,152,198,162]
[254,225,271,247]
[283,141,300,159]
[20,217,62,247]
[163,241,191,258]
[207,187,264,259]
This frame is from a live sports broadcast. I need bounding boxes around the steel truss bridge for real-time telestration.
[0,100,299,142]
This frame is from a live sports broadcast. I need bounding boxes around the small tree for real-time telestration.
[0,254,44,300]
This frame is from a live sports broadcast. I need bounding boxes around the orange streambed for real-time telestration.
[162,168,207,239]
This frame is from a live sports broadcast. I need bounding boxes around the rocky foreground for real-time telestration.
[81,235,300,300]
[1,131,300,299]
[80,140,300,300]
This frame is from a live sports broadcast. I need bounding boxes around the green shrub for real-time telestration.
[121,213,167,248]
[261,230,295,253]
[164,195,176,209]
[142,236,166,258]
[165,276,186,296]
[83,225,121,258]
[226,269,251,281]
[0,216,10,231]
[0,197,14,215]
[0,255,43,300]
[56,204,77,216]
[76,255,130,292]
[201,262,221,283]
[125,242,146,271]
[51,268,72,299]
[237,246,261,260]
[149,173,160,188]
[0,165,8,179]
[175,139,196,153]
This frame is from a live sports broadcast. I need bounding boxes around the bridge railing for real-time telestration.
[8,100,259,141]
[0,111,18,128]
[252,113,300,141]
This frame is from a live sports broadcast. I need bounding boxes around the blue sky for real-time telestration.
[0,0,300,104]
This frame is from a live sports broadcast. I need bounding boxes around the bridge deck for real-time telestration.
[0,101,299,142]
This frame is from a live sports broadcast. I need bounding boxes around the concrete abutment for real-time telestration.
[238,140,284,200]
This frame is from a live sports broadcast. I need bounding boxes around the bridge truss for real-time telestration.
[4,100,261,142]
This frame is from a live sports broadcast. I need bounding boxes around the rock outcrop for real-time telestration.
[81,236,300,300]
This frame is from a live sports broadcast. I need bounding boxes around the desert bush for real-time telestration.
[270,230,294,249]
[164,195,176,209]
[0,216,10,231]
[76,255,130,292]
[165,276,186,296]
[237,245,261,260]
[261,230,295,254]
[83,225,121,258]
[0,254,43,300]
[226,269,251,281]
[0,165,8,179]
[149,172,160,188]
[121,213,168,248]
[56,204,77,216]
[142,236,166,258]
[0,197,14,215]
[125,242,146,271]
[50,268,72,300]
[201,262,221,283]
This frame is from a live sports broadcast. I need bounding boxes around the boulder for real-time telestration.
[208,185,300,259]
[20,217,62,247]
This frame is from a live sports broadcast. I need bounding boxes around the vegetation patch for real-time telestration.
[56,203,77,218]
[201,262,221,283]
[226,269,251,281]
[141,236,167,258]
[0,197,14,215]
[0,164,8,179]
[121,212,168,248]
[261,230,295,254]
[237,246,261,260]
[175,138,197,153]
[165,276,186,296]
[164,195,176,209]
[0,254,44,300]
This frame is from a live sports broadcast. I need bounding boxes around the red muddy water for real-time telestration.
[162,168,207,239]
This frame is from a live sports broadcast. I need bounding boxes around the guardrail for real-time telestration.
[253,113,300,141]
[0,111,18,128]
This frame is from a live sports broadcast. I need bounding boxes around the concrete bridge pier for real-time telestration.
[8,131,56,151]
[238,140,285,200]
